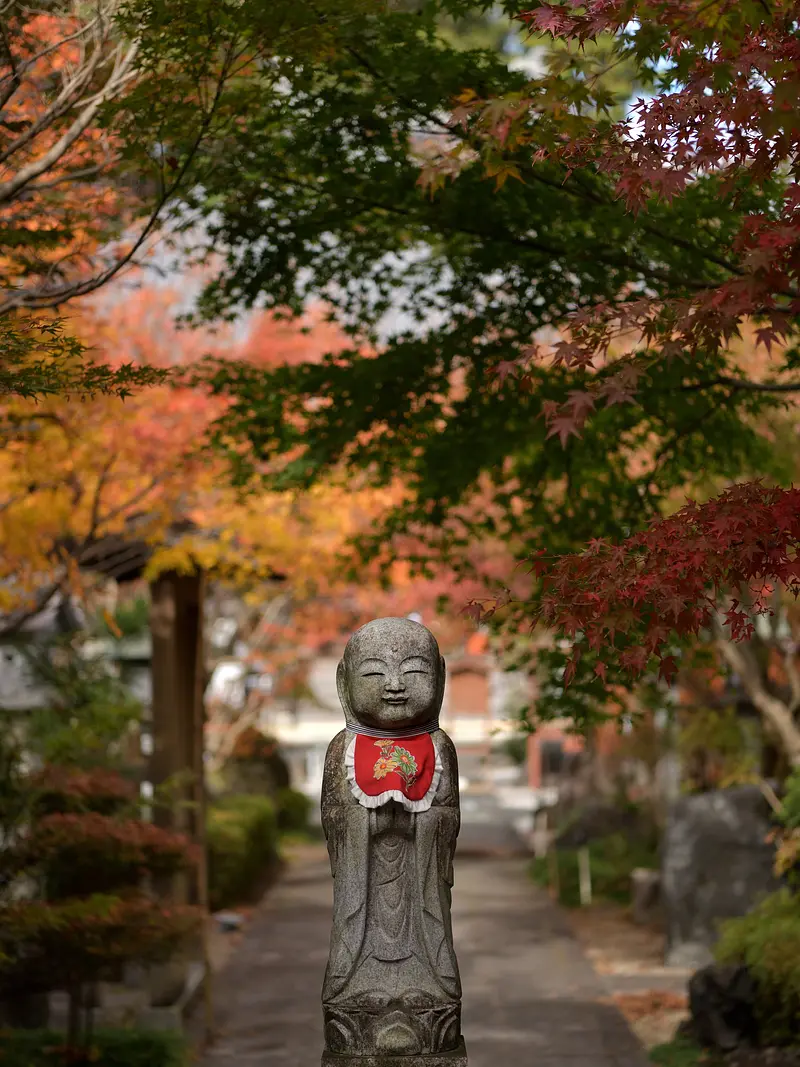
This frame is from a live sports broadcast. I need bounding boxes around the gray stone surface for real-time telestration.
[322,619,462,1057]
[631,868,661,926]
[196,849,650,1067]
[322,1037,468,1067]
[662,785,780,968]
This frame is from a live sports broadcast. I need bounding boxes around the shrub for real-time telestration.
[207,795,279,911]
[18,813,199,898]
[30,766,137,817]
[0,895,200,995]
[771,769,800,884]
[276,787,311,834]
[220,730,290,796]
[0,1027,186,1067]
[649,1036,705,1067]
[677,705,760,793]
[0,766,201,1049]
[715,888,800,1046]
[530,831,660,908]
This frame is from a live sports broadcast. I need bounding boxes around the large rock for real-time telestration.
[687,963,759,1051]
[662,786,780,968]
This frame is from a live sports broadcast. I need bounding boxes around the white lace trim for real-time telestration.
[345,733,442,813]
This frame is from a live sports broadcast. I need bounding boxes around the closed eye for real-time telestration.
[403,669,428,674]
[361,672,385,677]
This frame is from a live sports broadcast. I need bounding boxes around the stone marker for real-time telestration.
[321,617,467,1066]
[662,785,779,968]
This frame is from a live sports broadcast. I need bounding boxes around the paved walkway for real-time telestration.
[198,846,651,1067]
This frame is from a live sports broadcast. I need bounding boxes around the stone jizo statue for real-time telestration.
[321,617,467,1064]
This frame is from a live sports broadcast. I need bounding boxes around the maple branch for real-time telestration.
[525,170,745,279]
[10,10,107,72]
[714,619,800,768]
[682,376,800,395]
[23,162,107,194]
[0,17,20,111]
[341,38,749,291]
[97,474,164,528]
[88,454,118,537]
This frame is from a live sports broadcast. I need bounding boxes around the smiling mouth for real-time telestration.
[382,697,409,705]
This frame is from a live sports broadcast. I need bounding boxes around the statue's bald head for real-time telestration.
[337,617,445,729]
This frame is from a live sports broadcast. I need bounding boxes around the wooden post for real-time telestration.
[533,808,549,858]
[548,844,560,902]
[148,569,206,1008]
[149,570,204,866]
[192,573,214,1040]
[578,846,592,907]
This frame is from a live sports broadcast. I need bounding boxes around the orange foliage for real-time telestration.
[0,5,141,311]
[0,284,510,649]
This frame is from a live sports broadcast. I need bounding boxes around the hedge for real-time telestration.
[206,794,279,911]
[0,1028,185,1067]
[276,787,312,833]
[715,888,800,1046]
[530,831,660,908]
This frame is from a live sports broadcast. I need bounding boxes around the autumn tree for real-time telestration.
[126,0,800,779]
[0,0,381,399]
[0,278,511,643]
[175,6,786,638]
[0,285,344,623]
[456,0,800,763]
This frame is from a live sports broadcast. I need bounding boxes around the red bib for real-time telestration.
[345,732,441,812]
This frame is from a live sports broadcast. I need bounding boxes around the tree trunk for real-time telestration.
[716,633,800,769]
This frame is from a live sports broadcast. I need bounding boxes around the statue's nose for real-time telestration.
[384,673,406,693]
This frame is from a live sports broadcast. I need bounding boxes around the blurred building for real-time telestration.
[254,638,532,803]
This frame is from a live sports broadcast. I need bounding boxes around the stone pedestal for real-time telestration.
[322,1038,468,1067]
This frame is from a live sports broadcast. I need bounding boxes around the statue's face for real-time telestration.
[342,619,442,729]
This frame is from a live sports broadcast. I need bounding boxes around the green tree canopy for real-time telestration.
[187,0,788,570]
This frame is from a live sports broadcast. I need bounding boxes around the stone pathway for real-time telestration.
[197,846,651,1067]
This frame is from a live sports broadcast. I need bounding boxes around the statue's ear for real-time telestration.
[436,654,447,714]
[336,659,355,725]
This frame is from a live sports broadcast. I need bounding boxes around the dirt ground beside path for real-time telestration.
[194,844,652,1067]
[567,901,691,1052]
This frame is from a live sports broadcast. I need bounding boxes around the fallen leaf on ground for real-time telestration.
[612,990,687,1021]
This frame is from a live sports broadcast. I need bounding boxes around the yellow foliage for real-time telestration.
[0,287,408,619]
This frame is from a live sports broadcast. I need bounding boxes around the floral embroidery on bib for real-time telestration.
[345,731,442,813]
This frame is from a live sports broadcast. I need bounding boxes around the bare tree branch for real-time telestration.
[22,162,106,194]
[0,21,111,165]
[714,618,800,768]
[0,581,62,639]
[96,474,164,527]
[0,35,236,314]
[0,43,137,202]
